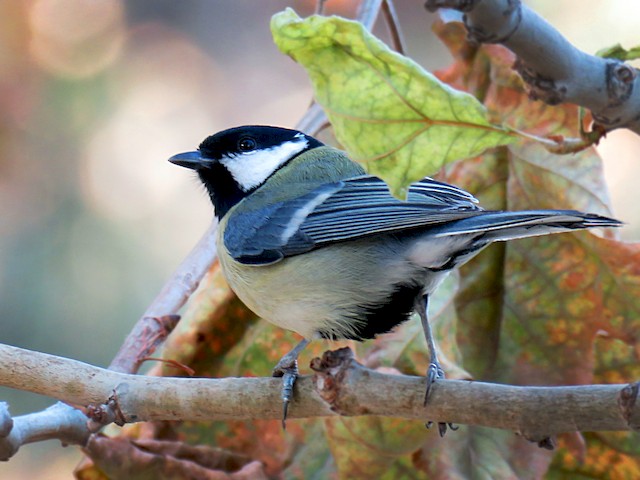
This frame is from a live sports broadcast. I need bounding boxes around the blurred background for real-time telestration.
[0,1,638,477]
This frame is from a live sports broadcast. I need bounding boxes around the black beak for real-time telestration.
[168,151,211,170]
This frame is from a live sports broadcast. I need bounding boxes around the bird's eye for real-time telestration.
[238,137,257,152]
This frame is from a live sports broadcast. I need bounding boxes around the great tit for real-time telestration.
[169,125,621,429]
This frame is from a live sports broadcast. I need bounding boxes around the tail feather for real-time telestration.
[432,210,622,241]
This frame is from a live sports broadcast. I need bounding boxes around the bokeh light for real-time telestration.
[28,0,125,78]
[81,24,223,222]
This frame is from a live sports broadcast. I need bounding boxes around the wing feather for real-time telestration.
[223,174,620,266]
[225,175,483,265]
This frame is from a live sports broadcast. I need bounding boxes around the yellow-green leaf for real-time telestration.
[324,416,429,479]
[271,9,515,196]
[596,43,640,61]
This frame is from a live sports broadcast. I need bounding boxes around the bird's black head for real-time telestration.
[169,125,323,219]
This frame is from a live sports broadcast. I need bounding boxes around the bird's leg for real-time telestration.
[415,294,456,436]
[416,294,445,401]
[272,338,310,428]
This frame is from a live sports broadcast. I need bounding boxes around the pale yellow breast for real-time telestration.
[216,227,419,340]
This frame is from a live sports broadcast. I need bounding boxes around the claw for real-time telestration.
[423,362,445,406]
[282,404,288,430]
[271,338,310,429]
[279,369,298,429]
[424,361,450,435]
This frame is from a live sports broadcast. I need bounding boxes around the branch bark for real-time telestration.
[0,344,638,449]
[425,0,640,134]
[0,403,89,461]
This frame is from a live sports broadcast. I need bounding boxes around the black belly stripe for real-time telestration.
[319,282,423,341]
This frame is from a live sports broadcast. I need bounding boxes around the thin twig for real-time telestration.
[382,0,406,54]
[356,0,383,31]
[109,220,218,373]
[315,0,328,15]
[296,102,330,137]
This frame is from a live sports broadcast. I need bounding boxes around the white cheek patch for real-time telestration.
[220,138,308,191]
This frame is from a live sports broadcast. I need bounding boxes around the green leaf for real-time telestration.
[596,43,640,61]
[548,432,640,479]
[216,320,330,379]
[271,9,515,197]
[324,416,429,479]
[282,421,335,480]
[415,426,550,479]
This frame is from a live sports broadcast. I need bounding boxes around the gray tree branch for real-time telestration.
[0,344,638,454]
[425,0,640,134]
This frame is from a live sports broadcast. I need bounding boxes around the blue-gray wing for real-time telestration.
[224,175,483,265]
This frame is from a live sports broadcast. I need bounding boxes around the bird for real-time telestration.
[169,125,621,433]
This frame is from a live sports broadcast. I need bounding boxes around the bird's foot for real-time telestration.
[271,338,310,429]
[272,355,299,429]
[426,420,459,437]
[424,361,445,405]
[424,362,457,437]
